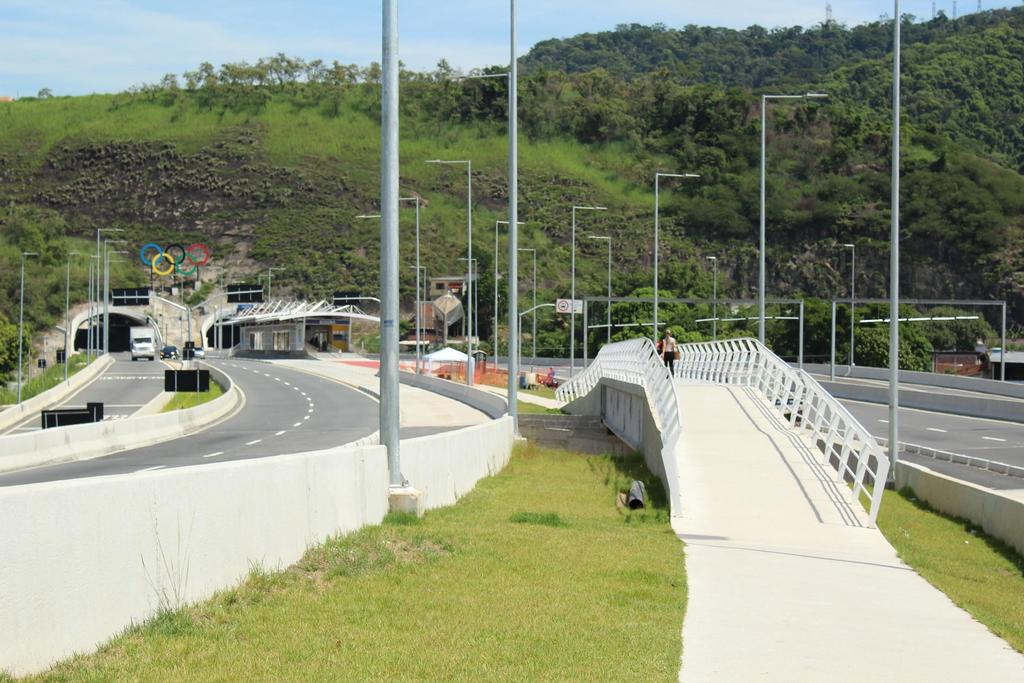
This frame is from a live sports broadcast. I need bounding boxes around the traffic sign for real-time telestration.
[556,299,583,314]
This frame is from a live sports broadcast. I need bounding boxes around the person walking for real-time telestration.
[661,329,678,375]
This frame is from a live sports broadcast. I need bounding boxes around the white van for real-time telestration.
[130,326,156,361]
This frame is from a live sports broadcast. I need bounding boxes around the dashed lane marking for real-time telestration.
[202,451,225,459]
[926,427,948,433]
[275,430,286,436]
[982,436,1008,442]
[293,422,302,427]
[245,439,262,446]
[137,465,165,473]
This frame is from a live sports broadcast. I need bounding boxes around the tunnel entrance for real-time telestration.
[72,313,149,352]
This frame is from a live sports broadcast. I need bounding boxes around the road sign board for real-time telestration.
[556,299,583,314]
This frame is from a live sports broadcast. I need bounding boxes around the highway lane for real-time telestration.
[840,399,1024,466]
[1,353,168,435]
[0,358,380,487]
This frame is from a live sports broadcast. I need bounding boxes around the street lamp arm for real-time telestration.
[519,303,556,318]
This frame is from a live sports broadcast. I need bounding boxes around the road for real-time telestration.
[0,358,380,487]
[1,353,168,435]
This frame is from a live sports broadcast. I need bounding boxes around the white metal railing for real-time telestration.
[556,338,682,511]
[677,337,889,526]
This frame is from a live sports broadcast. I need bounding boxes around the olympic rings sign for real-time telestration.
[140,243,211,276]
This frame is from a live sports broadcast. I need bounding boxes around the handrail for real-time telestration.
[677,337,889,526]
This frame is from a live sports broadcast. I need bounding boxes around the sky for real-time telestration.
[0,1,1019,96]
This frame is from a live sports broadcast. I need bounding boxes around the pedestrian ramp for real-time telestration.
[674,381,1024,681]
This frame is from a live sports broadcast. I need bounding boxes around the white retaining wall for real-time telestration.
[401,417,514,511]
[0,417,514,676]
[896,461,1024,558]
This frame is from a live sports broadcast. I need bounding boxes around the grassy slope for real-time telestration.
[0,354,90,405]
[160,381,224,412]
[25,445,685,681]
[877,487,1024,652]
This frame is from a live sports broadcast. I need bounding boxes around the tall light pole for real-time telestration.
[95,228,123,355]
[518,247,536,364]
[654,173,699,341]
[588,235,612,344]
[843,243,856,366]
[17,251,38,404]
[707,255,718,341]
[408,265,425,373]
[507,0,520,429]
[495,220,525,360]
[103,239,127,354]
[426,158,474,386]
[759,92,828,344]
[64,251,83,381]
[570,205,606,378]
[458,257,478,370]
[889,1,902,478]
[381,0,402,488]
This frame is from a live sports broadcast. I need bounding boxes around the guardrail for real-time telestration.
[677,338,889,526]
[877,437,1024,480]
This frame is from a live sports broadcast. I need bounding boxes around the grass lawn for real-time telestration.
[0,354,91,405]
[877,487,1024,652]
[23,444,686,681]
[521,385,558,400]
[516,399,562,415]
[160,381,224,412]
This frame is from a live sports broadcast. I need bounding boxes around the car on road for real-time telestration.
[193,347,206,359]
[160,345,179,360]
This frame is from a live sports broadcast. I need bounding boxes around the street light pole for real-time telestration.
[17,251,38,404]
[759,92,827,344]
[518,248,536,364]
[65,251,83,381]
[103,239,127,354]
[495,220,525,361]
[426,158,474,386]
[588,236,612,344]
[570,206,606,379]
[95,228,123,355]
[267,267,284,299]
[889,1,902,477]
[844,243,856,366]
[508,0,520,429]
[707,256,718,341]
[381,0,402,488]
[654,173,699,341]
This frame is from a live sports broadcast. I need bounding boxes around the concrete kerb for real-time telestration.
[0,355,115,433]
[0,365,243,475]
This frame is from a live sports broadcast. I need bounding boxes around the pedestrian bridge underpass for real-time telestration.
[555,338,1024,680]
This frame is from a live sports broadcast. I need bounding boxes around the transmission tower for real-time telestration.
[826,3,833,24]
[932,1,937,18]
[953,0,958,19]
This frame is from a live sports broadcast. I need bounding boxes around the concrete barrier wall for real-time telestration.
[399,371,508,419]
[401,417,515,511]
[895,461,1024,558]
[0,413,517,676]
[0,443,390,676]
[0,355,115,432]
[804,363,1024,400]
[818,379,1024,423]
[0,365,240,474]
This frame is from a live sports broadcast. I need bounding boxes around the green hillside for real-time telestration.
[0,15,1022,375]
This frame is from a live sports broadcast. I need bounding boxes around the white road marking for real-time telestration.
[284,382,291,386]
[303,415,310,420]
[274,377,281,382]
[293,422,302,427]
[878,419,889,424]
[275,430,286,436]
[307,408,314,414]
[300,391,307,397]
[245,439,262,446]
[926,427,948,433]
[202,451,225,459]
[982,436,1007,442]
[137,465,165,473]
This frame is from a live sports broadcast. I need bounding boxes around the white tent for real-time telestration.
[424,346,469,374]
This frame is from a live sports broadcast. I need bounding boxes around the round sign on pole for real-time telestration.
[556,299,572,314]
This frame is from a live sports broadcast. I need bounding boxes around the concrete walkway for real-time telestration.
[476,384,562,409]
[272,359,488,430]
[674,383,1024,682]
